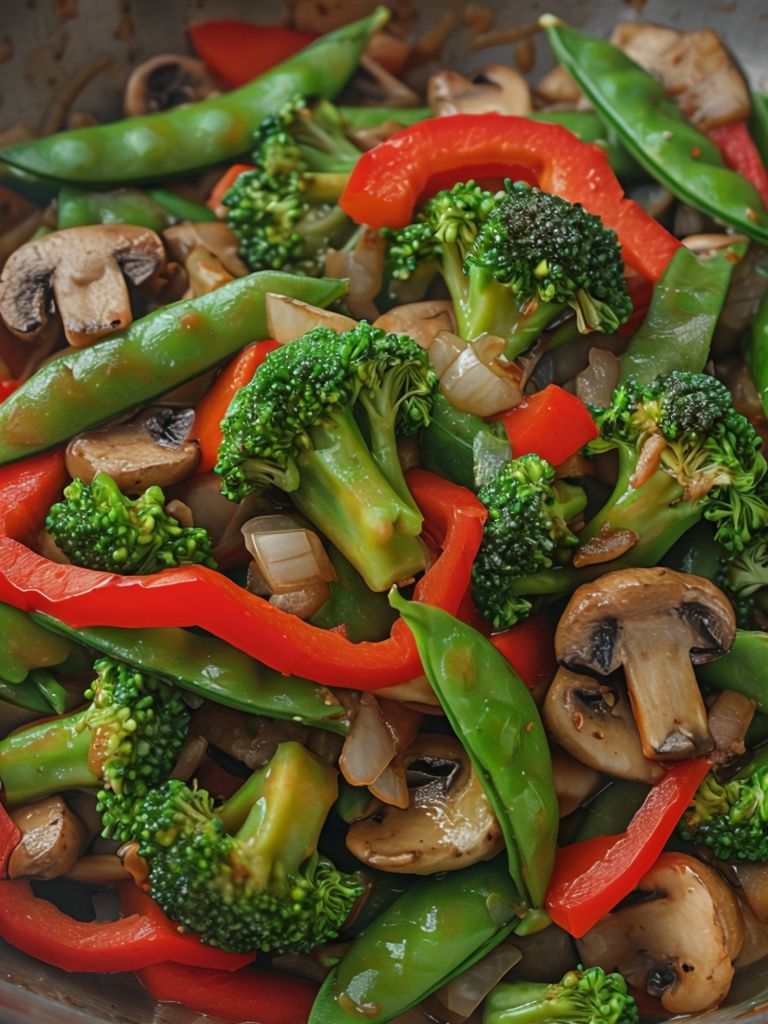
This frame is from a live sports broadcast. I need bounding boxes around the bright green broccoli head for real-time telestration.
[133,742,363,954]
[679,756,768,861]
[472,454,587,630]
[254,95,363,177]
[45,472,215,575]
[483,965,639,1024]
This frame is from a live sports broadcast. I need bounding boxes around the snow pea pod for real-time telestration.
[751,93,768,166]
[0,602,73,684]
[0,270,346,466]
[619,241,747,384]
[146,189,217,223]
[309,858,523,1024]
[697,630,768,713]
[528,110,645,183]
[57,186,173,231]
[31,613,350,734]
[419,394,511,492]
[389,591,558,909]
[745,289,768,417]
[542,17,768,245]
[0,10,386,187]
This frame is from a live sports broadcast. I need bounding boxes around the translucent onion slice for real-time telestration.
[340,692,397,788]
[241,515,336,594]
[265,292,356,344]
[429,328,467,376]
[425,940,523,1023]
[439,333,523,416]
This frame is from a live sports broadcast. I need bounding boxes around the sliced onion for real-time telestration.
[374,300,456,350]
[426,940,522,1023]
[428,329,467,376]
[241,515,336,594]
[376,674,441,707]
[340,693,396,787]
[707,690,756,764]
[574,347,620,409]
[266,293,356,344]
[325,228,385,321]
[439,334,523,416]
[733,863,768,924]
[368,762,409,808]
[270,582,331,619]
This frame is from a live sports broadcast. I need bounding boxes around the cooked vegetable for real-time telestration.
[483,966,639,1024]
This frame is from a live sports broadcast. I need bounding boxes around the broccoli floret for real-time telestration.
[215,321,437,592]
[132,741,363,954]
[45,472,216,575]
[0,657,190,839]
[679,747,768,861]
[471,454,587,630]
[384,180,631,357]
[717,532,768,628]
[483,966,639,1024]
[223,96,361,274]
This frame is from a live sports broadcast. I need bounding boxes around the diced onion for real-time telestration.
[426,940,523,1022]
[265,292,356,344]
[340,692,397,787]
[241,515,336,594]
[270,582,331,619]
[429,328,467,375]
[439,333,523,416]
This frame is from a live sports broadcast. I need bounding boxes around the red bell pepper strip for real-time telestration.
[709,120,768,208]
[0,380,19,403]
[546,757,710,938]
[490,614,557,696]
[194,340,280,472]
[0,878,255,973]
[207,162,256,212]
[338,114,681,283]
[0,803,20,878]
[189,22,317,89]
[495,384,598,466]
[0,455,485,690]
[139,961,317,1024]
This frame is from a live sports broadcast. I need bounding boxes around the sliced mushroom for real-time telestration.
[65,406,199,495]
[0,224,166,347]
[374,300,456,350]
[163,222,248,278]
[555,568,735,761]
[549,746,602,818]
[123,54,219,117]
[345,733,504,873]
[190,704,311,770]
[578,852,744,1014]
[544,667,663,785]
[7,796,87,880]
[428,65,532,116]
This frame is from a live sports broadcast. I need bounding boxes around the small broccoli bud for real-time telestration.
[484,965,639,1024]
[679,758,768,861]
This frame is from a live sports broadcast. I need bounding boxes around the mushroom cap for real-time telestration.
[8,796,86,880]
[345,733,503,874]
[577,852,744,1015]
[427,66,532,117]
[123,54,219,117]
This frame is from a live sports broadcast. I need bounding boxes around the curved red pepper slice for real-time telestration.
[0,453,486,690]
[338,113,680,283]
[0,802,20,878]
[0,878,255,973]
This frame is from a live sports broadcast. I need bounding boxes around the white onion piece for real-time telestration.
[429,329,467,376]
[440,335,523,416]
[368,761,409,808]
[428,940,522,1022]
[266,292,356,344]
[269,582,331,619]
[575,347,621,409]
[340,693,396,787]
[241,516,336,594]
[376,674,441,706]
[325,228,384,321]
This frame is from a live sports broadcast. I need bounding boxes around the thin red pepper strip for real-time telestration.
[0,802,20,878]
[138,961,317,1024]
[338,113,681,283]
[546,757,710,938]
[0,455,486,690]
[189,22,317,89]
[708,120,768,208]
[0,879,255,973]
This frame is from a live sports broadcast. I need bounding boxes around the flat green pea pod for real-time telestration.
[146,188,217,223]
[619,240,747,384]
[57,186,173,231]
[0,271,346,465]
[542,16,768,246]
[389,590,558,909]
[751,93,768,166]
[698,630,768,713]
[0,602,73,684]
[309,858,523,1024]
[745,289,768,417]
[0,11,386,187]
[32,613,350,734]
[528,110,645,183]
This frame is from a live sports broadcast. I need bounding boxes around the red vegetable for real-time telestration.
[0,455,485,690]
[207,162,256,212]
[0,879,255,973]
[0,802,20,878]
[495,384,598,466]
[338,114,680,283]
[194,340,279,472]
[546,757,710,937]
[490,614,557,696]
[0,380,19,403]
[189,21,317,89]
[139,961,317,1024]
[709,120,768,208]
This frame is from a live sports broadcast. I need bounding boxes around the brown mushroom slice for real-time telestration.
[123,54,219,117]
[163,222,248,278]
[374,300,456,350]
[0,224,166,347]
[345,733,504,874]
[577,852,744,1014]
[544,666,664,784]
[7,796,87,880]
[428,66,532,116]
[549,746,601,818]
[66,406,199,495]
[555,568,735,761]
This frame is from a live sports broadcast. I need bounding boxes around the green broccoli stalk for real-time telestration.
[483,966,639,1024]
[133,741,363,954]
[384,180,632,358]
[471,372,768,628]
[215,322,437,592]
[679,744,768,861]
[0,657,190,838]
[45,472,216,574]
[471,454,587,630]
[717,532,768,628]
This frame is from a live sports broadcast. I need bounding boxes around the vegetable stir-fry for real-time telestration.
[2,7,768,1023]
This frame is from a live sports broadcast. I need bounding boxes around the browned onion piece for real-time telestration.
[733,863,768,925]
[170,735,208,781]
[339,692,397,788]
[707,690,756,764]
[429,329,468,376]
[325,228,384,321]
[266,292,356,344]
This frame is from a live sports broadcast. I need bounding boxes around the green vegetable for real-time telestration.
[389,589,558,909]
[0,11,387,186]
[56,186,173,231]
[528,110,646,183]
[418,393,511,491]
[745,289,768,418]
[562,779,650,846]
[0,270,346,466]
[619,242,748,384]
[542,16,768,245]
[0,601,73,685]
[750,92,768,166]
[308,546,397,642]
[483,966,639,1024]
[46,473,215,574]
[716,533,768,629]
[384,179,631,358]
[698,630,768,712]
[133,742,362,954]
[338,105,432,130]
[679,745,768,861]
[216,321,437,592]
[146,188,217,223]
